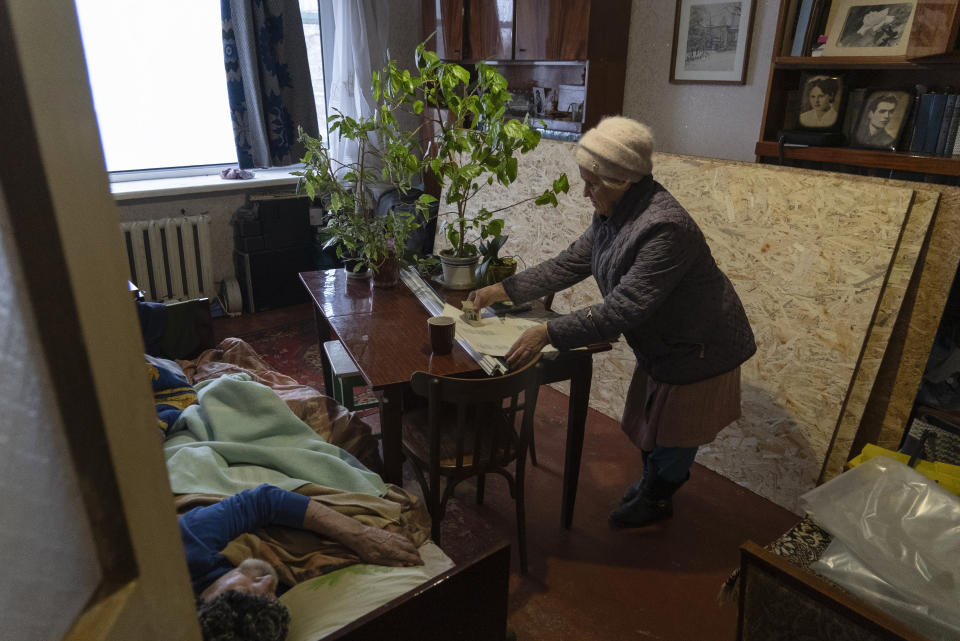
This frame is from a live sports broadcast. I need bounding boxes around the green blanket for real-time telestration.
[164,374,385,497]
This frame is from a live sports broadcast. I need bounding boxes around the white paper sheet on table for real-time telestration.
[441,303,557,357]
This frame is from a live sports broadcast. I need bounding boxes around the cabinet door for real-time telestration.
[469,0,513,60]
[422,0,465,60]
[906,0,960,58]
[515,0,590,60]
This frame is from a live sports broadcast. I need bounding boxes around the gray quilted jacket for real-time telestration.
[503,176,756,385]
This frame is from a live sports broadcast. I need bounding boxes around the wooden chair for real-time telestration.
[401,355,543,574]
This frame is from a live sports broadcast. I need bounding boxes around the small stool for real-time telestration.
[323,340,378,411]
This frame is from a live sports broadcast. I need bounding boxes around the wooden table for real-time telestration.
[300,268,607,528]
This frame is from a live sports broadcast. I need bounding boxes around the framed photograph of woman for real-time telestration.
[822,0,918,57]
[797,74,846,131]
[669,0,758,84]
[850,89,911,150]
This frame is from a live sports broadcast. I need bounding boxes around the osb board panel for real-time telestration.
[441,140,915,511]
[870,187,960,450]
[820,190,937,482]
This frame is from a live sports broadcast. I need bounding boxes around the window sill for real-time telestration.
[111,166,301,202]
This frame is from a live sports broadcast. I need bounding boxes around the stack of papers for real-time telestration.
[441,303,557,358]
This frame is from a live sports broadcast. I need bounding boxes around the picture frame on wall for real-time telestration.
[822,0,919,57]
[669,0,758,84]
[850,89,912,150]
[797,73,846,131]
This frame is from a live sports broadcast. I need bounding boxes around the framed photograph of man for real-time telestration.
[797,74,846,131]
[670,0,758,84]
[822,0,918,57]
[851,90,911,150]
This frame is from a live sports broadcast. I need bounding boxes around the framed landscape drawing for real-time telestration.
[822,0,918,57]
[670,0,757,84]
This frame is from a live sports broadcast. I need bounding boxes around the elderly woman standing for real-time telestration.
[469,116,756,528]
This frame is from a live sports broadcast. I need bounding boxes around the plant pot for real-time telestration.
[373,253,400,288]
[478,258,517,287]
[343,257,371,279]
[440,252,480,290]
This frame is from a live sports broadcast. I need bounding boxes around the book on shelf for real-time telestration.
[896,91,920,152]
[911,93,937,154]
[790,0,815,57]
[804,0,830,56]
[934,94,958,156]
[923,93,949,156]
[938,94,960,157]
[780,0,804,56]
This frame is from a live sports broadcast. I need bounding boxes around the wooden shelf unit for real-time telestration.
[755,141,960,175]
[757,0,960,180]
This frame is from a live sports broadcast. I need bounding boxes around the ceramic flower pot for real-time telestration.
[478,258,517,287]
[440,252,479,290]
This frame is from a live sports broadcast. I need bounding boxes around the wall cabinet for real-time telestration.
[756,0,960,180]
[421,0,589,62]
[420,0,630,132]
[514,0,589,61]
[422,0,465,60]
[420,0,514,61]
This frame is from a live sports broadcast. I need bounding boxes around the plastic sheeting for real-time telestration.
[800,456,960,640]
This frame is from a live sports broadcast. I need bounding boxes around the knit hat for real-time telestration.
[575,116,653,183]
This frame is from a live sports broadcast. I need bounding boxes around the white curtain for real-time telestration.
[329,0,389,169]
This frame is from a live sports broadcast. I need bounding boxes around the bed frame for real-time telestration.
[138,290,511,640]
[329,541,509,641]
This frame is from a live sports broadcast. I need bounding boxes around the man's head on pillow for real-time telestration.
[196,559,289,641]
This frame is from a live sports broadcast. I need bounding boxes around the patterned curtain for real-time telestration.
[221,0,319,169]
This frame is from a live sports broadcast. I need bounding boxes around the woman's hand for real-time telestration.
[506,324,550,368]
[467,283,509,309]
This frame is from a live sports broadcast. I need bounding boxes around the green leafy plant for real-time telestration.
[377,40,570,260]
[413,253,442,276]
[476,234,524,286]
[293,84,436,273]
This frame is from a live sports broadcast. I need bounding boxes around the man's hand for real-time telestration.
[348,525,424,567]
[302,501,423,567]
[468,283,510,309]
[506,324,550,368]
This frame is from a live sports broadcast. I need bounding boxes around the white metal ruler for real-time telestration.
[400,267,506,376]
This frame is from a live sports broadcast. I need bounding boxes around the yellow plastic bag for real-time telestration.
[848,444,960,496]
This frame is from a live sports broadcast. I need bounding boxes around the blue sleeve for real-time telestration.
[181,485,310,552]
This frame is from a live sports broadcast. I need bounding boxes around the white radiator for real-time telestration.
[120,215,214,302]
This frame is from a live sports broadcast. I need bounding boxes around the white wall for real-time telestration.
[623,0,779,162]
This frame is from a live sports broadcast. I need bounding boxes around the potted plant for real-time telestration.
[476,234,520,287]
[378,41,569,290]
[293,79,433,284]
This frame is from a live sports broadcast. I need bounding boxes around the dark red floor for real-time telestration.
[217,304,800,641]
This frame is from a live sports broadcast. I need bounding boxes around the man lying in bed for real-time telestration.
[146,353,427,639]
[186,483,421,641]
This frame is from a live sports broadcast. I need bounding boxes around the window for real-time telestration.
[74,0,238,173]
[300,0,328,138]
[74,0,326,175]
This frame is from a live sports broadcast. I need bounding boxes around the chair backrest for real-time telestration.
[409,355,543,467]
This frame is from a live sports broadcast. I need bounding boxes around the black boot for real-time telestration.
[609,472,687,528]
[619,450,651,505]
